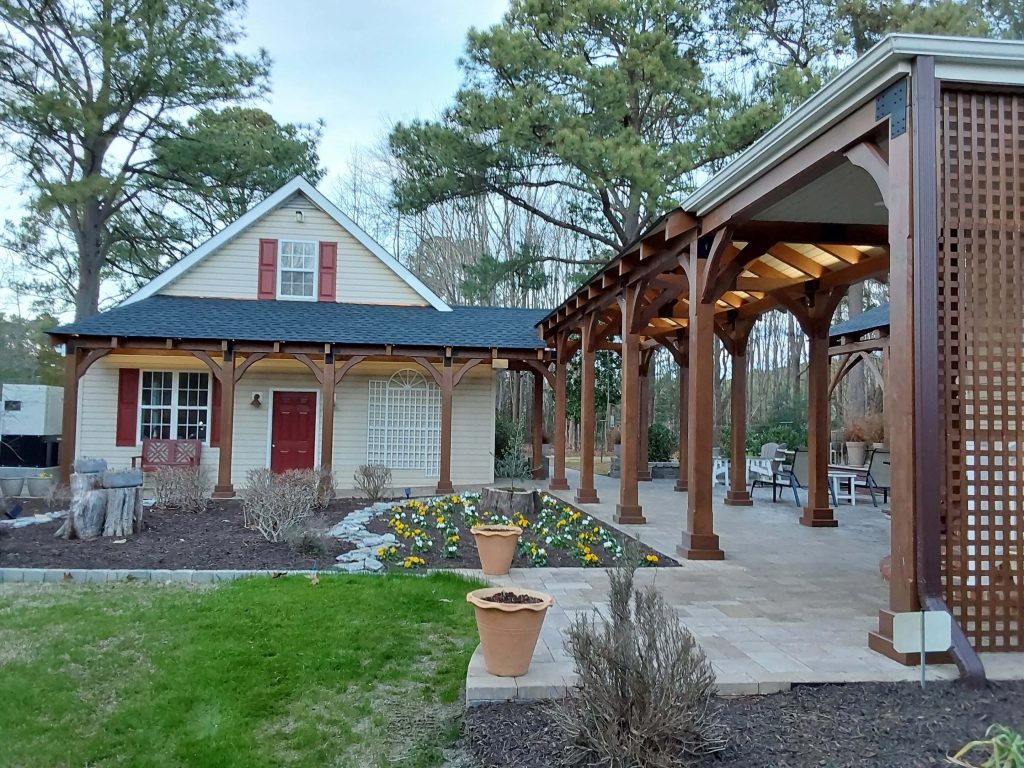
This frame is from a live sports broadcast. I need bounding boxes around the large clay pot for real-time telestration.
[467,587,555,677]
[26,477,53,497]
[1,477,24,497]
[471,524,522,575]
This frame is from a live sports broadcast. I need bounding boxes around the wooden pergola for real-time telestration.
[539,36,1024,679]
[829,302,890,396]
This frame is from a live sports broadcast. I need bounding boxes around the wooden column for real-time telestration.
[722,318,755,507]
[637,350,653,481]
[680,247,723,558]
[436,361,455,495]
[576,315,600,504]
[58,347,81,485]
[213,351,236,498]
[531,371,545,480]
[320,353,336,475]
[615,284,645,524]
[675,359,689,492]
[549,339,570,491]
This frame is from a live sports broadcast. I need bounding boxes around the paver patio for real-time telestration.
[465,470,1024,702]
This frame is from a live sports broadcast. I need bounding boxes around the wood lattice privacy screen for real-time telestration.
[938,88,1023,651]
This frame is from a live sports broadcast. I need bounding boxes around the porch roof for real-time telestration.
[50,295,549,350]
[829,302,890,341]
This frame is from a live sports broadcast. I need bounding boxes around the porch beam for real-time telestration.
[614,283,645,523]
[575,315,600,504]
[721,317,756,507]
[549,335,570,492]
[213,351,237,498]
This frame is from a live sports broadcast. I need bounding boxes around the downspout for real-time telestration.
[910,56,986,687]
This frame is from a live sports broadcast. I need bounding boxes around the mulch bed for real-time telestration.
[465,681,1024,768]
[364,495,677,570]
[0,499,365,570]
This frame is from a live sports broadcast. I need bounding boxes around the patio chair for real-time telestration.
[748,442,782,493]
[755,448,802,506]
[866,448,891,505]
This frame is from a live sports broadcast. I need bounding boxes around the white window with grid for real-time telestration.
[277,240,317,300]
[139,371,211,442]
[366,369,440,475]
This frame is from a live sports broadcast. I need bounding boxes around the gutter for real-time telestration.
[911,55,985,688]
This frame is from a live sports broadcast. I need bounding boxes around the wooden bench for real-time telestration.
[131,439,202,472]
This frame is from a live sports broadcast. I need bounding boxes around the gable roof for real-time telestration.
[121,176,451,312]
[51,296,548,350]
[829,303,889,341]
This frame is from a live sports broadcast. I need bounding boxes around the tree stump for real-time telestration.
[56,468,144,540]
[481,486,538,518]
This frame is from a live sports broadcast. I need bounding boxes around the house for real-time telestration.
[49,177,552,496]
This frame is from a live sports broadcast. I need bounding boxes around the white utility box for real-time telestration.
[1,383,64,437]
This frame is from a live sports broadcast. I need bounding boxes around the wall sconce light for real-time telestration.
[295,210,304,223]
[250,392,262,408]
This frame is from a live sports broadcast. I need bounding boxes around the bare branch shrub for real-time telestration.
[44,482,72,509]
[311,467,335,509]
[283,519,332,557]
[151,466,210,513]
[353,464,392,501]
[553,557,726,767]
[240,468,317,542]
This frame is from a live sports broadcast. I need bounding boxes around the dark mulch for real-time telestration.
[0,499,366,570]
[365,502,677,570]
[465,681,1024,768]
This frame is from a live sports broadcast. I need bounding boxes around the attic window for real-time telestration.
[277,240,317,300]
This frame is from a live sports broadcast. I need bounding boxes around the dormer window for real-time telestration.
[277,240,318,300]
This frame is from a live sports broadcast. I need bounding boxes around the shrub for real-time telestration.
[283,520,332,557]
[353,464,392,501]
[494,416,518,470]
[151,466,210,513]
[647,422,677,462]
[240,468,317,542]
[554,556,725,767]
[311,467,335,509]
[495,419,532,484]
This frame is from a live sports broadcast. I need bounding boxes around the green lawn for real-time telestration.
[0,573,483,768]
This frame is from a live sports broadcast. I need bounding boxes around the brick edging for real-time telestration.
[0,568,323,584]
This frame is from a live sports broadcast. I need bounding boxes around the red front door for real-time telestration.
[271,391,317,472]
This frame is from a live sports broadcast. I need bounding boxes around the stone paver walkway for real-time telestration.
[465,470,1024,703]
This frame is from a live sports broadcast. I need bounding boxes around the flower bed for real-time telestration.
[365,492,676,569]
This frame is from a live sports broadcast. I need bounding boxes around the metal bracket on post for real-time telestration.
[876,78,908,138]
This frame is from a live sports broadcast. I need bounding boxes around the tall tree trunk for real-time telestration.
[846,282,866,417]
[74,202,103,320]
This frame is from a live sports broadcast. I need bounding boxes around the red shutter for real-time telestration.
[258,238,278,299]
[318,241,337,301]
[116,368,140,447]
[210,376,222,447]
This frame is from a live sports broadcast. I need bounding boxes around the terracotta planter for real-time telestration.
[471,524,522,575]
[467,587,555,677]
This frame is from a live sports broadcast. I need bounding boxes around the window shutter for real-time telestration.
[210,376,222,447]
[318,241,337,301]
[258,239,278,299]
[116,368,140,447]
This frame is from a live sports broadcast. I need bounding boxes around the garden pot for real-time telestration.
[467,587,555,677]
[1,477,24,497]
[470,524,523,575]
[26,477,53,497]
[846,441,868,467]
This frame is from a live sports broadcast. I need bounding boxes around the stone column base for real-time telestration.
[575,488,599,504]
[548,478,570,491]
[677,531,724,560]
[212,484,235,499]
[614,504,646,524]
[868,609,953,665]
[800,506,837,527]
[725,490,753,506]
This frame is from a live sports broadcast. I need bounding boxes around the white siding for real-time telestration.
[77,355,496,492]
[160,193,428,306]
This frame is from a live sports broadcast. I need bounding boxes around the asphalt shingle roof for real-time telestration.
[828,303,889,340]
[51,296,549,350]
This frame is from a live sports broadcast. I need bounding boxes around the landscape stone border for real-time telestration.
[328,499,400,573]
[0,567,323,584]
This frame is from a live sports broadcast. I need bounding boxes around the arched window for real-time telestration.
[366,369,440,475]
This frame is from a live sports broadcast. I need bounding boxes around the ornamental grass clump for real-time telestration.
[554,558,725,767]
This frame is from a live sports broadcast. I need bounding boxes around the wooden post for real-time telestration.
[675,358,689,492]
[576,316,600,504]
[212,351,236,498]
[549,340,570,491]
[436,359,455,495]
[320,353,336,475]
[615,285,645,524]
[58,346,81,485]
[680,249,723,558]
[531,371,544,480]
[724,319,754,506]
[637,351,653,481]
[801,326,836,526]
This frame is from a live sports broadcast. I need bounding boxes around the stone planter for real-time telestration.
[26,477,54,497]
[846,441,868,467]
[471,524,522,575]
[1,477,24,497]
[481,486,537,518]
[466,587,554,677]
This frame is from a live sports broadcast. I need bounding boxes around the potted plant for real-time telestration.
[609,427,622,457]
[471,523,523,575]
[843,417,869,467]
[862,411,886,450]
[466,586,555,676]
[0,475,23,497]
[26,471,55,497]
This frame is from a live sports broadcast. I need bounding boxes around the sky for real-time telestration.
[0,0,509,315]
